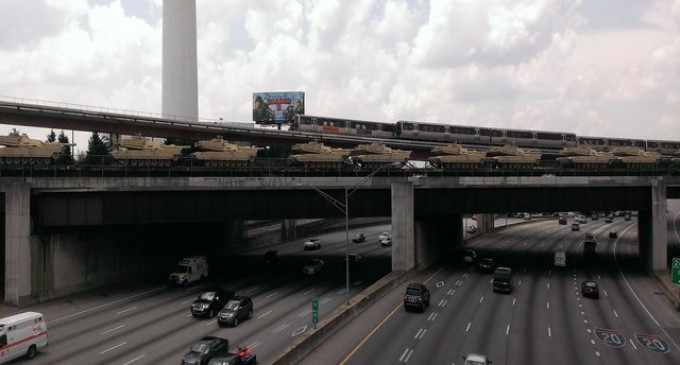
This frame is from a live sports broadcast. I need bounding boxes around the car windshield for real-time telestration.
[190,342,211,354]
[306,260,319,266]
[224,299,240,310]
[173,265,189,274]
[406,287,421,296]
[199,292,217,301]
[464,361,486,365]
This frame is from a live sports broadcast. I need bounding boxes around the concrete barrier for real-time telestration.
[270,270,408,365]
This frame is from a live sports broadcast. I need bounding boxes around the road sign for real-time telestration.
[312,296,319,325]
[672,258,680,284]
[594,328,626,348]
[635,332,670,353]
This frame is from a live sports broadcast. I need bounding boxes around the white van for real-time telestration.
[169,255,208,286]
[554,251,567,267]
[0,312,48,363]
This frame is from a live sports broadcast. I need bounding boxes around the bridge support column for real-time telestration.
[281,219,297,241]
[647,178,667,272]
[415,214,462,268]
[476,214,495,233]
[3,183,32,306]
[391,181,415,271]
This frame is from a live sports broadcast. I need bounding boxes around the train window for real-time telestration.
[607,139,632,147]
[382,124,395,132]
[399,122,417,131]
[536,132,563,141]
[564,133,577,141]
[661,141,680,149]
[479,128,503,137]
[449,126,476,135]
[632,140,646,148]
[506,131,533,139]
[579,138,605,146]
[418,123,446,133]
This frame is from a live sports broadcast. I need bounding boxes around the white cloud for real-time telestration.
[0,0,678,153]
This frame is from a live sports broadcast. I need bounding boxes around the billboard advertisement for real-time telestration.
[252,91,305,124]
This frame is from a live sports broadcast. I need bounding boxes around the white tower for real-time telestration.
[162,0,198,121]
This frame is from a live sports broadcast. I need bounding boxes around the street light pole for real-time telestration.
[302,161,403,304]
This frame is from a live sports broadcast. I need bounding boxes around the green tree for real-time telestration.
[57,131,72,163]
[165,137,195,156]
[46,130,56,143]
[83,132,112,165]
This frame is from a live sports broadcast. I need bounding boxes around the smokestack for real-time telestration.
[162,0,198,121]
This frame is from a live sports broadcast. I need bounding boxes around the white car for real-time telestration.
[303,238,321,250]
[462,353,493,365]
[378,232,391,241]
[302,259,324,275]
[380,237,392,246]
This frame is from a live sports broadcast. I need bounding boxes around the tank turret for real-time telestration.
[484,144,541,168]
[351,142,411,167]
[0,133,67,165]
[111,135,187,166]
[610,146,661,167]
[288,141,351,169]
[556,144,613,168]
[191,137,259,168]
[428,144,485,168]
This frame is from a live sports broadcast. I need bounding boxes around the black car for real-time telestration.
[181,336,229,365]
[262,250,280,267]
[191,288,234,318]
[217,296,254,327]
[352,233,366,243]
[478,258,494,272]
[403,282,430,312]
[581,280,599,298]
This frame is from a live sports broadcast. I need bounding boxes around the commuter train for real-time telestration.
[290,115,680,156]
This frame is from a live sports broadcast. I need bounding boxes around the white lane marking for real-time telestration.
[591,339,596,345]
[122,354,145,365]
[205,319,217,326]
[506,325,510,335]
[548,327,552,337]
[465,322,472,333]
[243,287,258,294]
[51,287,165,323]
[547,282,550,289]
[186,313,193,318]
[463,273,470,278]
[603,290,608,297]
[258,310,272,319]
[479,296,484,304]
[100,325,124,335]
[101,341,127,354]
[250,341,262,349]
[304,289,315,295]
[438,299,447,307]
[447,289,455,296]
[586,329,592,333]
[512,298,516,306]
[456,280,463,286]
[321,297,332,305]
[595,351,601,357]
[116,307,137,315]
[613,310,619,318]
[399,348,414,362]
[614,223,680,352]
[630,339,638,350]
[272,323,289,333]
[518,279,522,286]
[298,309,312,317]
[337,289,347,295]
[265,292,278,299]
[182,297,196,304]
[546,301,550,310]
[415,328,427,340]
[428,312,438,322]
[292,326,307,336]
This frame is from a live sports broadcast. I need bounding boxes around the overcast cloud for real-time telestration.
[0,0,678,153]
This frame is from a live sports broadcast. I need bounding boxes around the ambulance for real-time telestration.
[0,312,48,363]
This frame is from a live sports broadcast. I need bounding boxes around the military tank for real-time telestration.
[351,142,411,168]
[427,144,486,168]
[191,137,260,168]
[0,133,67,165]
[556,144,614,168]
[610,146,661,168]
[111,135,187,166]
[484,144,541,168]
[288,141,351,169]
[673,149,680,167]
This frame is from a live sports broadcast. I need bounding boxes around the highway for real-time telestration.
[5,225,393,365]
[302,206,680,365]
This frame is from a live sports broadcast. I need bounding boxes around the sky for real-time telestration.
[0,0,678,155]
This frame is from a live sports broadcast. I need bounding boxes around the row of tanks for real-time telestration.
[0,133,68,165]
[556,144,662,168]
[110,135,260,167]
[288,141,411,169]
[427,144,541,169]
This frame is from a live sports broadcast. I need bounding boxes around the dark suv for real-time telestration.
[191,288,234,318]
[403,283,430,312]
[181,336,229,365]
[217,296,254,327]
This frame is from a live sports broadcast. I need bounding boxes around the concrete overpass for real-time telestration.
[2,175,678,305]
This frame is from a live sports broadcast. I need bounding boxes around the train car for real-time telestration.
[291,115,395,139]
[646,139,680,156]
[395,120,576,150]
[576,136,646,153]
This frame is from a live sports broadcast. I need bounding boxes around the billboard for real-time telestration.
[252,91,305,124]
